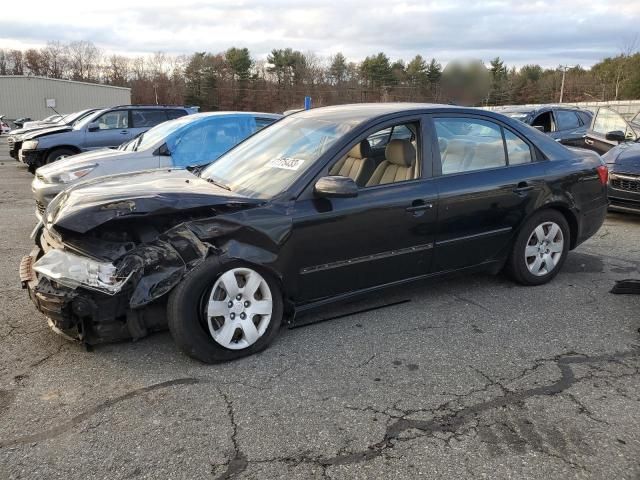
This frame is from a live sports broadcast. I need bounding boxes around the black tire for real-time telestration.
[167,257,283,363]
[45,147,77,164]
[506,209,570,286]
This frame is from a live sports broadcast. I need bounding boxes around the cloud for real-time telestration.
[0,0,636,67]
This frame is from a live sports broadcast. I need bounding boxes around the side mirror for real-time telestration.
[532,125,545,132]
[314,176,358,198]
[154,143,171,156]
[605,130,626,142]
[87,122,100,132]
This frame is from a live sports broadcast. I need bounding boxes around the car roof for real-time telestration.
[291,103,474,124]
[497,104,588,114]
[186,111,282,120]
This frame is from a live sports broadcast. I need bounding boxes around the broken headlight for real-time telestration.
[33,249,131,294]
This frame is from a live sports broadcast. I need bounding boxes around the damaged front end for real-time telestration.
[20,168,285,345]
[21,222,212,344]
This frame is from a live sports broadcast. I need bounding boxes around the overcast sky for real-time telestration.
[1,0,637,68]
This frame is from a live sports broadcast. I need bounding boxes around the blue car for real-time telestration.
[32,111,282,213]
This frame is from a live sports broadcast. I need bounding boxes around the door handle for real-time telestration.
[120,130,128,134]
[513,182,534,194]
[405,200,433,213]
[584,138,594,145]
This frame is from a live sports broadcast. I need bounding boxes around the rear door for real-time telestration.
[429,114,547,272]
[130,109,170,139]
[584,107,638,154]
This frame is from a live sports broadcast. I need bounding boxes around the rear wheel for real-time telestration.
[167,257,283,363]
[507,210,570,285]
[46,147,77,164]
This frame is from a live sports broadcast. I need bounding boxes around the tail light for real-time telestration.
[596,164,608,185]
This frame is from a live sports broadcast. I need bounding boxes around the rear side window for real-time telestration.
[435,117,532,173]
[167,109,188,120]
[555,110,581,130]
[132,109,168,128]
[435,118,506,174]
[503,129,532,165]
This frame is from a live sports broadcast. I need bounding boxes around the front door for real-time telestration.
[287,117,438,304]
[429,114,547,272]
[84,110,133,150]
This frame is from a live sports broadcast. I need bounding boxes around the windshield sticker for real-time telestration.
[268,157,305,171]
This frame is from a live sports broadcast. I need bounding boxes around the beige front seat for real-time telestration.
[365,139,416,186]
[329,140,374,187]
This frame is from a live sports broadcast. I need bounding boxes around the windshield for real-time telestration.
[62,110,93,127]
[201,116,356,199]
[135,115,195,151]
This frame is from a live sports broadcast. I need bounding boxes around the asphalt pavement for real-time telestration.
[0,136,639,479]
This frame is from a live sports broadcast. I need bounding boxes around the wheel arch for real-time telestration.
[45,145,82,161]
[518,203,579,250]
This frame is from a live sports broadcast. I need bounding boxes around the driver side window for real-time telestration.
[95,110,129,130]
[328,122,420,188]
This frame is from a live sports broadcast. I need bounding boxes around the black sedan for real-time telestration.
[21,104,609,362]
[496,105,593,147]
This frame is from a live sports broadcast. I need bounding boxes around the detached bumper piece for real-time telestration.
[21,249,168,345]
[611,279,640,295]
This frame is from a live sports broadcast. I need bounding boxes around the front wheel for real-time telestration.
[167,257,283,363]
[46,147,76,164]
[506,210,570,286]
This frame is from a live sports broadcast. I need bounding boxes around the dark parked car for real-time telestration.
[20,103,608,362]
[497,105,593,146]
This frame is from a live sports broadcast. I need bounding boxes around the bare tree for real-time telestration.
[42,41,68,78]
[66,40,101,81]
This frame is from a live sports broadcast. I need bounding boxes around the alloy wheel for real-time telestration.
[524,221,564,276]
[206,268,273,350]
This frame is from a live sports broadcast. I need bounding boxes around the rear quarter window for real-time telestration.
[167,109,189,120]
[132,109,169,128]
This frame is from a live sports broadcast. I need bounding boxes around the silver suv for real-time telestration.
[19,105,192,172]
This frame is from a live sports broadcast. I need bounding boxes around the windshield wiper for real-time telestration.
[206,178,232,191]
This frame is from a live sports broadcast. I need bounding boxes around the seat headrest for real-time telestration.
[386,139,415,167]
[348,139,371,159]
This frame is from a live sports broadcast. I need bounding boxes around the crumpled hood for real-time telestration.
[37,148,132,176]
[47,169,260,233]
[602,142,640,173]
[23,125,73,140]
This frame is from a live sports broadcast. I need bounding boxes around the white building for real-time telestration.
[0,76,131,120]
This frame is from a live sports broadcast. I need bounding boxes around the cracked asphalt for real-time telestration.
[0,136,639,479]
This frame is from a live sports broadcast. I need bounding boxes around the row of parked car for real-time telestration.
[496,104,640,214]
[8,100,638,363]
